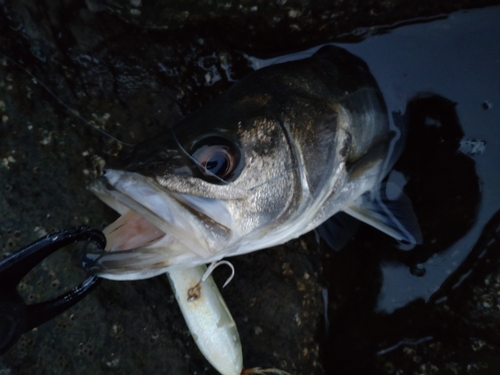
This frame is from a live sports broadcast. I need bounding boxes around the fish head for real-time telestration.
[83,47,378,280]
[85,88,315,280]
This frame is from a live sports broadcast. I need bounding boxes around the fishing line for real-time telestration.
[169,126,230,185]
[246,173,288,192]
[0,51,134,147]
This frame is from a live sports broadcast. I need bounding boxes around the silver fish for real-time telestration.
[84,45,421,280]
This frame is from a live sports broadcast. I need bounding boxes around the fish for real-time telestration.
[83,45,421,280]
[82,44,421,375]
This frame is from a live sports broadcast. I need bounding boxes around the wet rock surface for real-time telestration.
[370,210,500,374]
[1,1,500,374]
[87,0,500,55]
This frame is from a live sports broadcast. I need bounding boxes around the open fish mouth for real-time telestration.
[83,170,233,280]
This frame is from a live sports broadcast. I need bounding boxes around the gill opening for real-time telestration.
[274,115,311,217]
[0,52,134,148]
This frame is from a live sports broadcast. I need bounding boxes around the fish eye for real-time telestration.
[191,137,241,182]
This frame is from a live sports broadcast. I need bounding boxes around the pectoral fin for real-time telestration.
[344,176,422,246]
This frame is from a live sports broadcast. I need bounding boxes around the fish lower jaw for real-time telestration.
[92,254,228,281]
[85,228,234,281]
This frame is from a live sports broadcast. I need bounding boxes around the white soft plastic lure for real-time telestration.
[167,265,243,375]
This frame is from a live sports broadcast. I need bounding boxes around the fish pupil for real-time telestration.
[206,152,229,176]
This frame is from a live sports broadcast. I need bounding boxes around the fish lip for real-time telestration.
[90,169,233,235]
